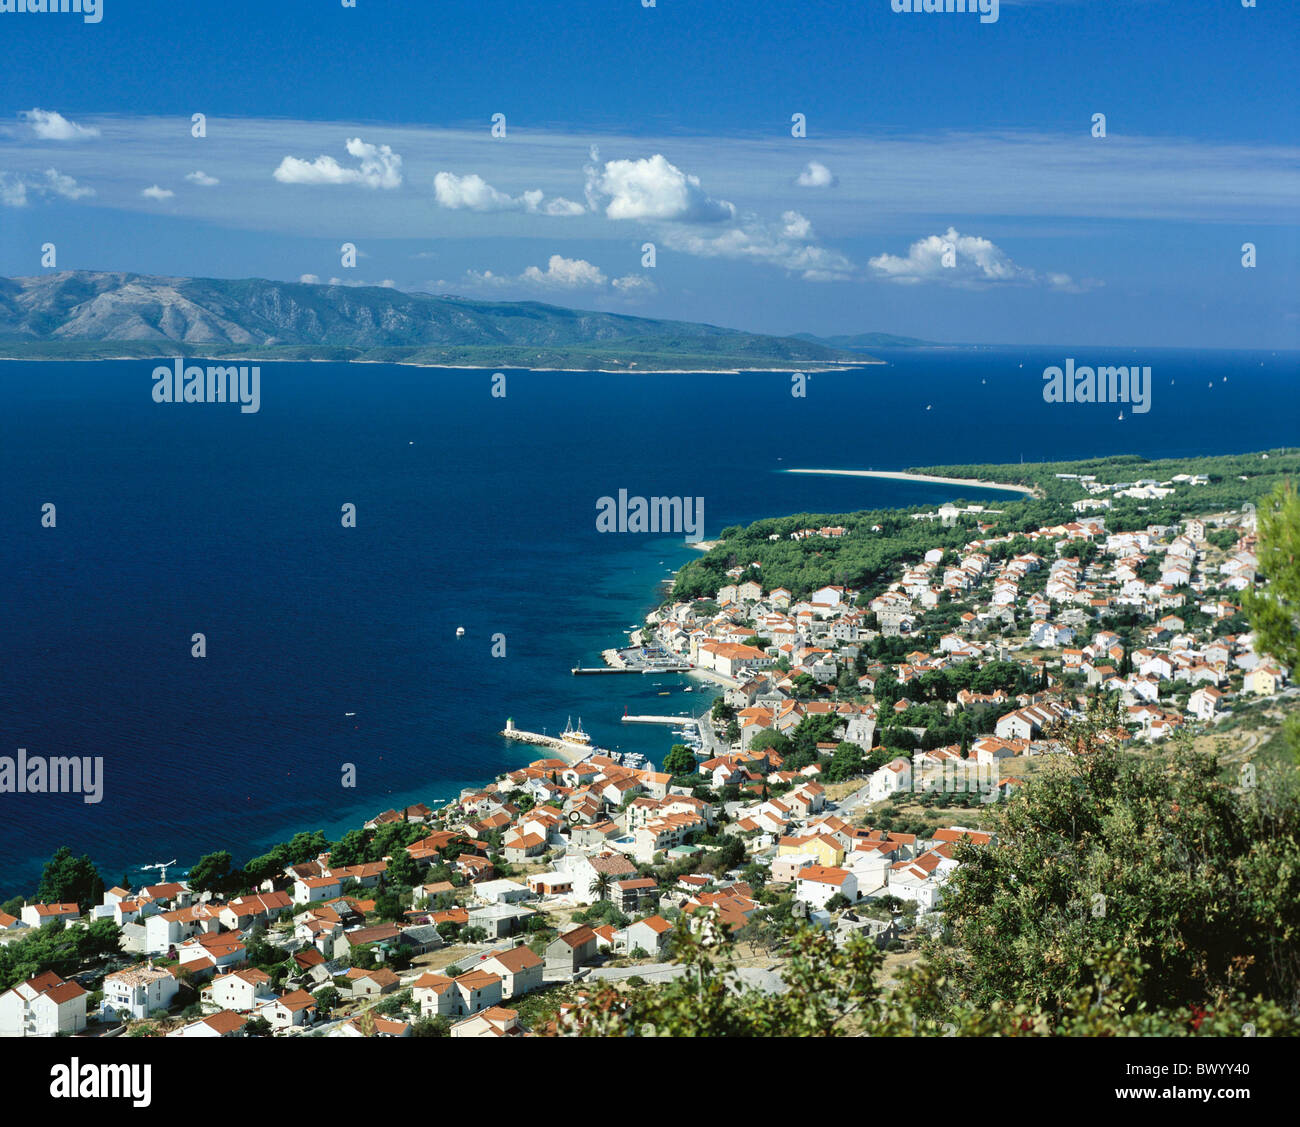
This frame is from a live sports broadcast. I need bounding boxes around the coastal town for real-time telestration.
[1,463,1294,1040]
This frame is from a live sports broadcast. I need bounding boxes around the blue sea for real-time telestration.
[0,347,1296,895]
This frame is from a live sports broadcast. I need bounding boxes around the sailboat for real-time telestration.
[560,716,591,745]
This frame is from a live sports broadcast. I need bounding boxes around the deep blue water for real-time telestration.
[0,348,1296,895]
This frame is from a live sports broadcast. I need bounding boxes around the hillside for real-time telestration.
[0,272,873,371]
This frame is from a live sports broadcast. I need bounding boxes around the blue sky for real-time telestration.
[1,0,1297,347]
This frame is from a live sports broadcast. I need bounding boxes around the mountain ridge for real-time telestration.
[0,271,879,371]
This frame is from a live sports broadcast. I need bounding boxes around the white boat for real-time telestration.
[560,716,591,745]
[456,626,465,637]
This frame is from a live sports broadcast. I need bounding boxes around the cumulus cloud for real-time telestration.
[273,137,403,189]
[521,254,607,288]
[43,168,94,200]
[869,226,1097,291]
[661,209,854,281]
[449,254,653,296]
[433,171,584,216]
[611,274,657,296]
[584,148,735,223]
[1,167,94,206]
[299,274,321,284]
[141,185,174,201]
[796,160,836,188]
[186,171,220,186]
[19,108,100,141]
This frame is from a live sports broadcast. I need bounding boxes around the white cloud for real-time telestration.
[43,168,94,199]
[450,254,652,296]
[868,226,1097,291]
[0,172,29,207]
[19,108,100,141]
[521,254,606,288]
[141,185,175,201]
[661,209,854,281]
[612,274,657,296]
[796,160,836,188]
[273,137,403,189]
[584,149,735,223]
[186,171,220,187]
[433,171,584,216]
[434,171,515,211]
[0,167,94,206]
[299,274,320,284]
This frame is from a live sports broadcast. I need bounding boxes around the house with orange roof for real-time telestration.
[262,988,318,1030]
[167,1009,247,1038]
[0,971,88,1037]
[450,1005,522,1038]
[545,924,599,976]
[347,966,401,997]
[619,914,674,955]
[19,902,80,929]
[293,874,344,905]
[205,967,274,1013]
[480,944,545,999]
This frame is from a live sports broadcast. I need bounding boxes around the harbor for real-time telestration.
[573,644,691,675]
[499,719,594,765]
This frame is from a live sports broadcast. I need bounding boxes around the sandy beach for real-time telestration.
[784,468,1038,497]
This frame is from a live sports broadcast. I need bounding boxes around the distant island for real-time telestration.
[0,271,879,372]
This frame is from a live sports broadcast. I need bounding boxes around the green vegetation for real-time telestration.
[35,846,104,912]
[672,449,1300,601]
[0,917,121,992]
[573,730,1300,1035]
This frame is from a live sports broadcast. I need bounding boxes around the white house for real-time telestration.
[206,968,274,1013]
[261,989,317,1030]
[793,866,858,909]
[102,963,178,1021]
[1188,686,1224,721]
[618,915,674,955]
[479,945,545,1000]
[0,972,87,1037]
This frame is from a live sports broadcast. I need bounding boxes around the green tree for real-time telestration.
[412,1015,451,1037]
[186,851,233,895]
[36,847,104,912]
[1241,480,1299,666]
[663,744,696,777]
[826,741,865,782]
[749,730,792,757]
[313,986,341,1015]
[929,710,1300,1016]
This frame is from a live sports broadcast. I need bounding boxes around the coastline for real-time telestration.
[784,467,1039,498]
[0,354,878,375]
